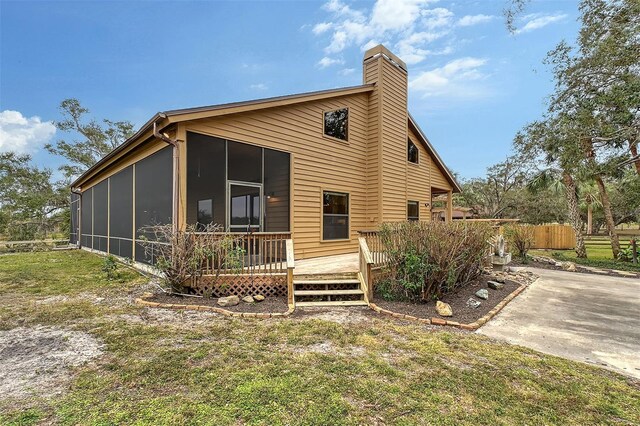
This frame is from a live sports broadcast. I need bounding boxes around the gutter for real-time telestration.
[153,117,180,232]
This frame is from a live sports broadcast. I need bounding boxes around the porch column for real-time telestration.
[446,190,453,223]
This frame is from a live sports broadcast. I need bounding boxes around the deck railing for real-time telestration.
[190,231,291,275]
[357,230,387,269]
[358,237,373,302]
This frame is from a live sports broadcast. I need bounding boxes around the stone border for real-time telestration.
[135,296,294,319]
[369,283,528,331]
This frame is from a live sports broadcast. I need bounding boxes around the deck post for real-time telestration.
[286,239,295,307]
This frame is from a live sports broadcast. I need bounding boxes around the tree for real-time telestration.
[46,98,135,178]
[0,153,67,240]
[455,156,528,218]
[514,118,589,258]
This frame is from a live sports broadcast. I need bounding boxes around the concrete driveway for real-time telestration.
[479,267,640,379]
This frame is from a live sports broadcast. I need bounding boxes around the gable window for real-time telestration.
[408,139,419,164]
[323,191,349,240]
[407,201,419,221]
[324,108,348,141]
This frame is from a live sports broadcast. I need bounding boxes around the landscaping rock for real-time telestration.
[242,295,255,304]
[435,301,453,317]
[466,298,481,309]
[475,289,489,300]
[495,276,506,284]
[217,295,240,307]
[562,262,577,272]
[488,281,504,290]
[254,294,265,302]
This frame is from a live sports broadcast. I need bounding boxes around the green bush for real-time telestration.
[102,255,118,280]
[618,239,639,263]
[504,224,535,261]
[378,221,493,301]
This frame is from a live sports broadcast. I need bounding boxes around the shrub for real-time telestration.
[378,221,493,301]
[138,223,244,293]
[618,239,639,263]
[504,224,535,261]
[102,255,118,280]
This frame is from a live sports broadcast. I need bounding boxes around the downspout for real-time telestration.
[153,119,180,233]
[71,187,82,248]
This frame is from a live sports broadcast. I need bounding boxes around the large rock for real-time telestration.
[466,298,481,309]
[435,301,453,317]
[217,295,240,307]
[242,295,255,303]
[488,281,504,290]
[254,294,265,302]
[475,289,489,300]
[562,262,577,272]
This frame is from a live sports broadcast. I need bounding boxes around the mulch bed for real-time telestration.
[150,293,289,313]
[373,276,521,324]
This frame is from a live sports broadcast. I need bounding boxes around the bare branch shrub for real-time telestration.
[378,221,493,302]
[138,223,244,293]
[504,224,535,261]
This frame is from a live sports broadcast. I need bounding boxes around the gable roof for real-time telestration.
[71,84,460,194]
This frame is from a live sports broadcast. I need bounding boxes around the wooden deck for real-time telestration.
[294,253,359,275]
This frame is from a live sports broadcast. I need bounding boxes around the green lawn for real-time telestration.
[531,238,640,272]
[1,251,639,425]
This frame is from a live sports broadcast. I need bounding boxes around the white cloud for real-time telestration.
[409,57,490,99]
[317,56,345,68]
[338,68,356,76]
[0,110,56,154]
[313,22,333,35]
[515,13,567,34]
[457,14,495,27]
[312,0,452,67]
[249,83,268,91]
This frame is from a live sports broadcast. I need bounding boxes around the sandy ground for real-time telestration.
[0,326,103,399]
[479,267,640,379]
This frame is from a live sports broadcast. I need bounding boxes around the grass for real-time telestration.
[1,250,639,425]
[530,238,640,272]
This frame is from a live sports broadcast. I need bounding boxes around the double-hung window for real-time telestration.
[323,191,349,240]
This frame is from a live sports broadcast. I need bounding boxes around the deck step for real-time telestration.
[295,300,368,307]
[293,279,360,285]
[294,289,363,296]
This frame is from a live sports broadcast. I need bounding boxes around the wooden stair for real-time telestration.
[293,272,367,307]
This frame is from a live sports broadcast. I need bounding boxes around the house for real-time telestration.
[69,45,460,269]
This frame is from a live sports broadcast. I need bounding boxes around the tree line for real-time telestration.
[457,0,640,259]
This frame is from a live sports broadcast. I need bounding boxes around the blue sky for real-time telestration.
[0,0,580,179]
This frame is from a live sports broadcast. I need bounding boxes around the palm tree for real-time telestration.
[579,183,602,235]
[527,168,588,258]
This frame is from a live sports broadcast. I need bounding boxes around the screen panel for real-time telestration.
[80,188,92,247]
[264,148,290,232]
[92,180,108,245]
[186,132,226,229]
[70,193,80,244]
[109,166,133,239]
[227,140,262,183]
[135,146,173,263]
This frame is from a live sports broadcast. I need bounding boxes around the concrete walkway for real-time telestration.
[479,267,640,379]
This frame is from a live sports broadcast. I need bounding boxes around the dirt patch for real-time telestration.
[290,341,366,356]
[0,326,103,399]
[149,293,289,314]
[373,277,521,324]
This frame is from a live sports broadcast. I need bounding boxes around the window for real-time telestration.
[324,108,348,141]
[323,191,349,240]
[408,139,418,164]
[407,201,419,221]
[197,199,213,229]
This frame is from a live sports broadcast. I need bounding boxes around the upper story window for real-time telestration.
[408,139,419,164]
[324,108,348,141]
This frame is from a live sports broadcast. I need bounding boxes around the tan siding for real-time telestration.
[185,93,370,259]
[407,128,432,221]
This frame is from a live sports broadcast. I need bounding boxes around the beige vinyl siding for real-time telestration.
[430,155,453,192]
[379,59,408,222]
[363,56,381,225]
[407,128,432,221]
[185,93,370,259]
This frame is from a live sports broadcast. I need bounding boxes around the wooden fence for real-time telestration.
[531,225,576,250]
